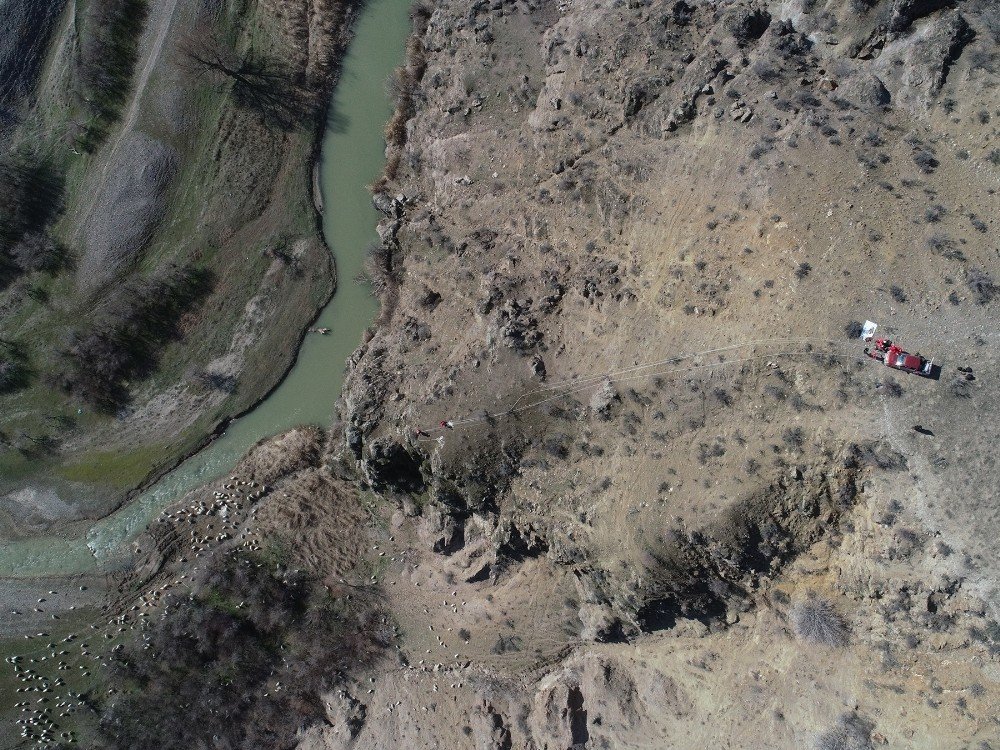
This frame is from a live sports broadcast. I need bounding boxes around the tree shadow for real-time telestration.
[14,431,60,458]
[0,339,33,394]
[229,55,312,131]
[54,265,216,412]
[325,104,350,135]
[0,153,66,289]
[181,29,313,132]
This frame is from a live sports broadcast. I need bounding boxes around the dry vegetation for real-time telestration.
[50,264,213,411]
[815,712,875,750]
[324,0,1000,745]
[102,550,389,750]
[84,426,392,749]
[791,592,849,647]
[376,2,431,188]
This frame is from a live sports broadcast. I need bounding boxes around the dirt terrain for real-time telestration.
[3,0,999,748]
[324,0,1000,746]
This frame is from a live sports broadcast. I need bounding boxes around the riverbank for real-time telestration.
[0,0,411,583]
[0,0,363,533]
[0,0,408,744]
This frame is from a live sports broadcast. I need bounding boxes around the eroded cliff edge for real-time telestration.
[329,0,1000,746]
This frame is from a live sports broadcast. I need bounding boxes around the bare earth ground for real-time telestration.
[5,0,998,748]
[321,0,1000,746]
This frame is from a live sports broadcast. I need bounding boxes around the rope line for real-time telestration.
[416,338,863,440]
[506,336,848,409]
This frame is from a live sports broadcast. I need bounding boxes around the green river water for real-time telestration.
[0,0,413,577]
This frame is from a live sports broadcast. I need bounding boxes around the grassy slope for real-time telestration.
[0,0,340,507]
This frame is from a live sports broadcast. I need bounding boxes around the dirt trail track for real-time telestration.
[74,0,181,237]
[118,0,180,137]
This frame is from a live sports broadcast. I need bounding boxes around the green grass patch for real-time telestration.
[57,444,166,487]
[258,537,293,569]
[201,589,245,617]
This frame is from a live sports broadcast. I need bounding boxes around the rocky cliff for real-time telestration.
[327,0,999,746]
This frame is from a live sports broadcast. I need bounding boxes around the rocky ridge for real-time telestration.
[326,0,1000,746]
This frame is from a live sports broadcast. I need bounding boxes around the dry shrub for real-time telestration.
[101,550,391,749]
[10,231,61,272]
[361,240,398,296]
[52,264,212,410]
[378,32,427,186]
[912,149,939,173]
[815,712,874,750]
[966,268,997,305]
[384,65,419,147]
[791,592,848,646]
[380,151,402,186]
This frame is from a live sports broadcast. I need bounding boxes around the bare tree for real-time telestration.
[11,231,61,272]
[0,359,20,392]
[179,28,305,128]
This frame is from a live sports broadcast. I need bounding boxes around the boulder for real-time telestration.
[578,603,618,642]
[371,191,398,216]
[589,378,619,415]
[727,6,771,46]
[889,0,951,34]
[530,674,589,750]
[842,72,891,109]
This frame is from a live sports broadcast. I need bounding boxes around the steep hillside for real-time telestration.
[0,0,67,119]
[0,0,355,526]
[326,0,999,746]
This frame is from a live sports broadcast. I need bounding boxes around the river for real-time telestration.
[0,0,413,577]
